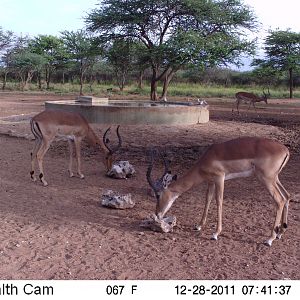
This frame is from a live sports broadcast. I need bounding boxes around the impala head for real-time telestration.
[146,148,177,203]
[155,188,179,219]
[102,125,122,171]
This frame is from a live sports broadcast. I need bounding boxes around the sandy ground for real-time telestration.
[0,92,299,280]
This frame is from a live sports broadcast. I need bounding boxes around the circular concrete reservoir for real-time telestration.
[45,98,209,125]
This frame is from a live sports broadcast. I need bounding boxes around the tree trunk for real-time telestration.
[138,70,144,89]
[2,71,8,91]
[150,66,159,101]
[160,70,175,101]
[150,78,158,101]
[37,72,42,90]
[79,61,84,96]
[45,67,49,89]
[289,67,293,99]
[46,73,51,89]
[24,70,34,90]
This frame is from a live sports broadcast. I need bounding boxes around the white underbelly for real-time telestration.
[218,159,256,181]
[56,133,76,141]
[225,167,255,180]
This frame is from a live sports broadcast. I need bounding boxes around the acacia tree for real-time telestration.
[253,30,300,98]
[29,35,67,89]
[86,0,257,100]
[1,34,30,90]
[0,27,14,50]
[106,39,135,90]
[61,30,100,95]
[0,27,15,90]
[10,50,47,91]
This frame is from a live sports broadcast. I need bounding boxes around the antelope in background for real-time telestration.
[232,88,270,114]
[30,110,121,186]
[148,137,290,246]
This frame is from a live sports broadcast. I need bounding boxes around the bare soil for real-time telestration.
[0,92,299,280]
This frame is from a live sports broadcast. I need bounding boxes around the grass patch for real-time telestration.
[2,81,300,99]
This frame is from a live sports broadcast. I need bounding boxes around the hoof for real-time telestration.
[193,225,201,231]
[264,240,272,247]
[42,182,48,187]
[79,174,85,179]
[69,172,74,178]
[211,233,218,241]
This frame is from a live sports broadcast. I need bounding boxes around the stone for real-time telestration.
[101,190,135,209]
[106,161,135,179]
[140,214,176,233]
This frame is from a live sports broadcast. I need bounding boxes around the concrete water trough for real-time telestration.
[45,96,209,125]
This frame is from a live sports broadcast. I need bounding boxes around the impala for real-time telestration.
[232,89,270,114]
[148,137,290,246]
[30,110,121,186]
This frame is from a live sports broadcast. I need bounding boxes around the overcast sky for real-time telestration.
[0,0,299,37]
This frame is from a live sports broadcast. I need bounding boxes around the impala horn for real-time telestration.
[146,148,176,200]
[103,125,122,154]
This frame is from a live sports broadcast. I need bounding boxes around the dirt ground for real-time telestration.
[0,92,299,280]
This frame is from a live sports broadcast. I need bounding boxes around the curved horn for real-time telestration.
[103,127,112,153]
[114,125,122,153]
[146,149,160,199]
[160,150,170,175]
[102,125,122,154]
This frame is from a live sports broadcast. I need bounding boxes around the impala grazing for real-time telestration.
[232,89,270,114]
[30,110,121,186]
[148,137,290,246]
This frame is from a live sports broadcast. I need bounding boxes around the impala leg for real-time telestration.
[74,138,84,179]
[212,177,225,240]
[68,140,74,177]
[275,178,290,239]
[30,138,42,182]
[195,183,215,231]
[36,139,52,186]
[259,176,286,246]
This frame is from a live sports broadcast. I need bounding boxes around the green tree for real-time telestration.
[29,35,67,89]
[86,0,257,100]
[61,30,100,95]
[1,34,30,90]
[253,30,300,98]
[0,27,14,50]
[106,39,136,90]
[10,50,47,91]
[0,27,15,90]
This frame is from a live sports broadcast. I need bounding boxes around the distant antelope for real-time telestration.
[30,110,121,186]
[232,88,270,114]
